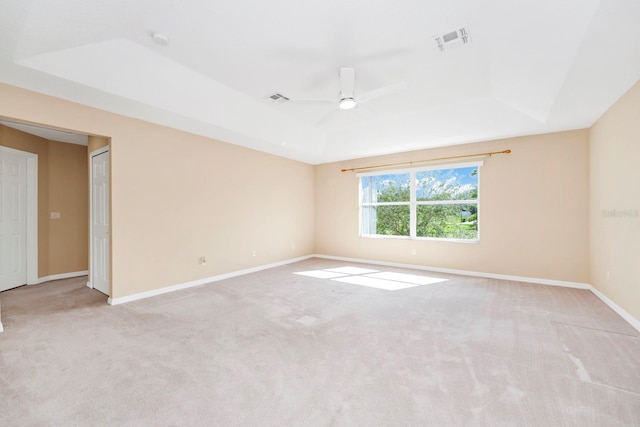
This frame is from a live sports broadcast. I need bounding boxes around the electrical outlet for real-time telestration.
[252,250,256,257]
[50,212,61,219]
[411,248,417,255]
[200,256,207,265]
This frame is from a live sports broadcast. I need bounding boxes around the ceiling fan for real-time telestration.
[286,68,407,125]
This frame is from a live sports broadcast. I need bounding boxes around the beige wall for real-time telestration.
[87,135,109,153]
[0,125,89,277]
[48,140,88,275]
[589,80,640,321]
[315,130,590,283]
[0,83,315,299]
[113,122,315,297]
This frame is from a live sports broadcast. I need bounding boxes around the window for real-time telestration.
[360,162,480,241]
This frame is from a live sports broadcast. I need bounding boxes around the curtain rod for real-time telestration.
[341,149,511,173]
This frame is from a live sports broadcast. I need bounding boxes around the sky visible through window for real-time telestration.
[362,166,478,195]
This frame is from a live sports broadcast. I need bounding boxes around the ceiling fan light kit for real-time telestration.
[339,97,356,110]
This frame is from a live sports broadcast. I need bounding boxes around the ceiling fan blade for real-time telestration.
[289,98,334,105]
[317,106,378,129]
[354,105,381,121]
[356,82,407,104]
[339,68,355,98]
[357,46,417,63]
[316,108,339,127]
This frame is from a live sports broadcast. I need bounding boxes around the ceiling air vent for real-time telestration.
[268,93,290,103]
[434,26,471,52]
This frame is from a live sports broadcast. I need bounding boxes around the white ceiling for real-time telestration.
[1,0,639,164]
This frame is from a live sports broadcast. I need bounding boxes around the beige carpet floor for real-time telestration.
[1,258,639,426]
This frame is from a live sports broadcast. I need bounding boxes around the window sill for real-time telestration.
[360,234,479,244]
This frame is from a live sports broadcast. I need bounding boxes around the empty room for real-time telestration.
[0,0,639,425]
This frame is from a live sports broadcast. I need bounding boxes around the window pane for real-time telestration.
[416,167,478,201]
[416,204,478,239]
[361,173,410,203]
[362,205,410,236]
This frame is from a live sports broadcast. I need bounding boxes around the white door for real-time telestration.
[0,149,27,292]
[91,150,109,295]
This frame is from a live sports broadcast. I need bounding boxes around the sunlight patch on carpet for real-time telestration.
[333,275,418,291]
[366,272,448,286]
[324,267,379,275]
[294,266,448,291]
[294,270,348,279]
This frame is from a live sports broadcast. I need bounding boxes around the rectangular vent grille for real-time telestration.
[268,93,290,103]
[443,31,458,43]
[435,26,471,52]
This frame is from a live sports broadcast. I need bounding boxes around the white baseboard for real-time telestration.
[34,270,89,285]
[108,255,314,305]
[107,254,589,305]
[589,286,640,333]
[313,254,591,289]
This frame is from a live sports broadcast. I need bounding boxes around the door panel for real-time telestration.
[0,151,27,292]
[91,151,109,296]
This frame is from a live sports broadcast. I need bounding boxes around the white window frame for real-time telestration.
[359,161,482,242]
